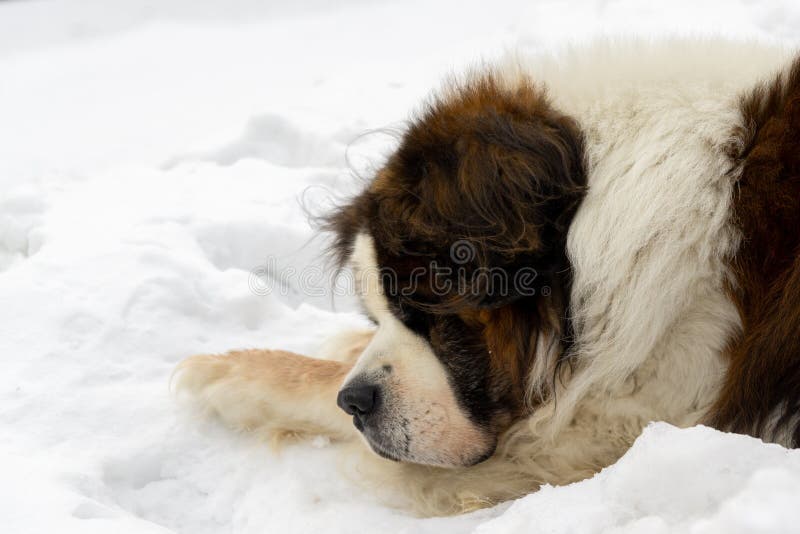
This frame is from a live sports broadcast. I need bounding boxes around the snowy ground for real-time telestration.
[2,1,800,533]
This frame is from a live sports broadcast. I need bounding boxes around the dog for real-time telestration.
[176,40,800,515]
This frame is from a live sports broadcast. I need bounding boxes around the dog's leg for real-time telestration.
[175,330,373,441]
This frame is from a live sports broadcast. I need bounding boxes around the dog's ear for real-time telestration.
[373,76,586,260]
[453,98,586,262]
[379,75,586,304]
[323,74,586,309]
[321,191,370,269]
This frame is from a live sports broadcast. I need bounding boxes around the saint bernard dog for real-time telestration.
[176,40,800,515]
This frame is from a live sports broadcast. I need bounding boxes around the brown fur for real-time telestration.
[710,58,800,445]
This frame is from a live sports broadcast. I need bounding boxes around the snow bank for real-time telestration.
[1,1,799,532]
[477,424,800,534]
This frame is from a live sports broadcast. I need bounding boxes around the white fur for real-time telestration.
[521,39,773,433]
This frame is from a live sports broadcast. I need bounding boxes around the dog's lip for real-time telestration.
[371,445,402,462]
[352,416,405,462]
[352,414,364,432]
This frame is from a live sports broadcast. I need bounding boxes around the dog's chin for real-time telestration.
[357,421,496,468]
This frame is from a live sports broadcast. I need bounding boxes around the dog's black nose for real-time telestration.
[337,384,378,417]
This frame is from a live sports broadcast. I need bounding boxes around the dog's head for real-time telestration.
[326,74,586,467]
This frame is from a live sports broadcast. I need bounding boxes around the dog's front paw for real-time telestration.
[173,350,280,432]
[174,353,232,399]
[173,348,355,441]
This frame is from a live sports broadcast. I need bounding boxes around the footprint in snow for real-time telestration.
[164,113,344,169]
[0,187,46,272]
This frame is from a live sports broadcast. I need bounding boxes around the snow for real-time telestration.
[477,425,800,534]
[1,1,799,533]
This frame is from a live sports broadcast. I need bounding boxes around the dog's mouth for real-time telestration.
[337,378,499,468]
[352,409,497,467]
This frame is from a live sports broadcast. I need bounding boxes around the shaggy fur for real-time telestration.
[176,40,800,516]
[709,56,800,445]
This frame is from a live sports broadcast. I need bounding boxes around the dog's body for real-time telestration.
[177,40,800,514]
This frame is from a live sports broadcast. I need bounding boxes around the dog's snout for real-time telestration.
[337,384,378,417]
